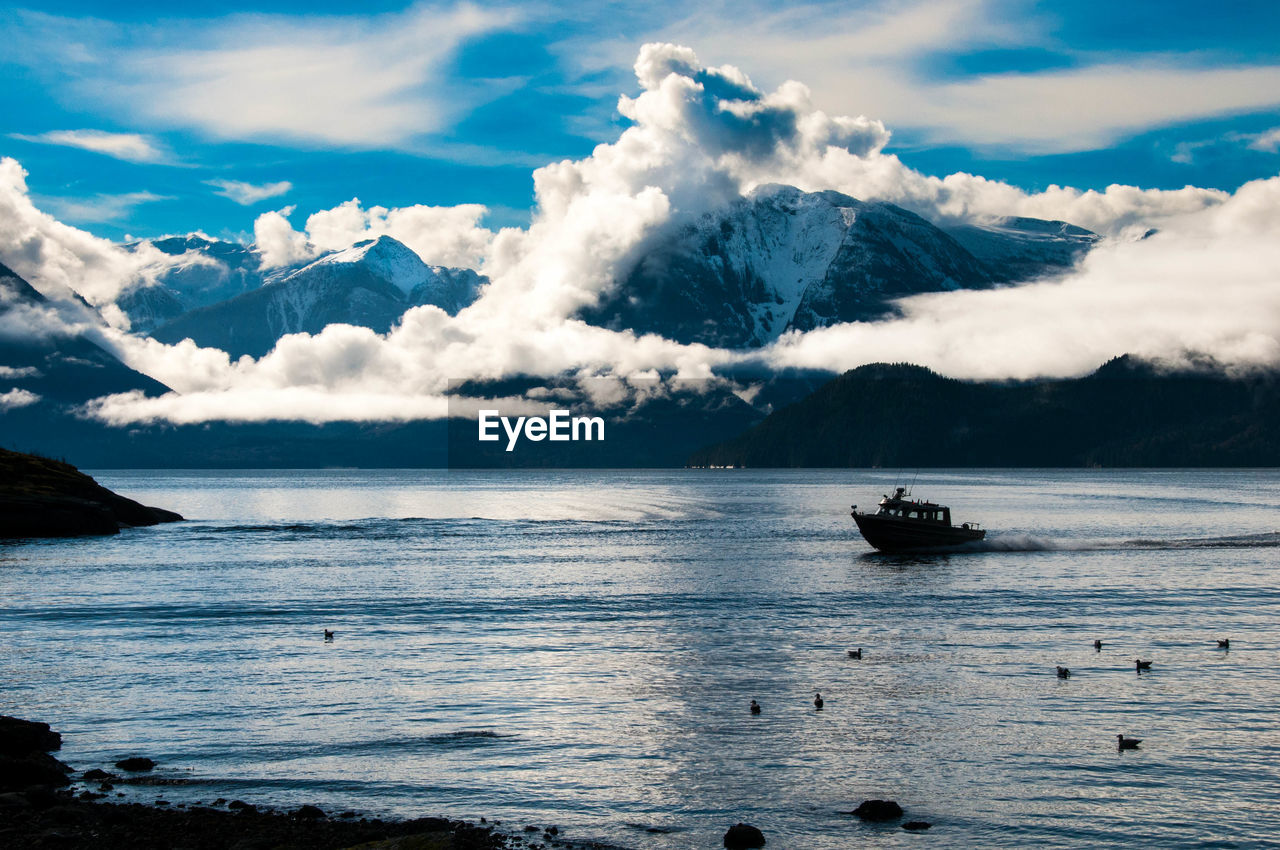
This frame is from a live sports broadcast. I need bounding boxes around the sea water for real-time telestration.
[3,469,1280,848]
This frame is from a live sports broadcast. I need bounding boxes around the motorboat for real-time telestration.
[851,486,985,552]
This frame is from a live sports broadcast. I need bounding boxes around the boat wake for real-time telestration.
[967,531,1280,552]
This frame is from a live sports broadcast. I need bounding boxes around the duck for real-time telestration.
[1056,666,1071,679]
[1135,659,1152,671]
[1116,734,1142,750]
[1093,640,1103,651]
[749,700,761,715]
[1217,638,1230,649]
[323,629,335,641]
[847,648,862,659]
[813,693,824,710]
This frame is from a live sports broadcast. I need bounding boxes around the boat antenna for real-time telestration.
[908,468,919,496]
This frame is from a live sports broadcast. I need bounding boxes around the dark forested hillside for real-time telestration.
[687,357,1280,468]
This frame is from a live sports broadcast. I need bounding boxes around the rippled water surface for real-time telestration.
[3,469,1280,848]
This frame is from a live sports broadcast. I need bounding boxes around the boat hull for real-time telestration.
[853,513,985,552]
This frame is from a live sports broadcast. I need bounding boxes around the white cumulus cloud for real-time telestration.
[0,388,41,411]
[0,157,193,325]
[253,199,494,270]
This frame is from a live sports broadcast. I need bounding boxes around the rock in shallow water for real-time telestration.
[850,799,904,822]
[724,822,766,848]
[114,757,156,772]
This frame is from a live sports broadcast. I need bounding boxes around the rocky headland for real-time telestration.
[0,448,183,538]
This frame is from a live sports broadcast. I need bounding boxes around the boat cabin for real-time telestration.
[876,487,951,524]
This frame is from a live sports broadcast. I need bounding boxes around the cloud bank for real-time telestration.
[3,43,1279,426]
[763,175,1280,380]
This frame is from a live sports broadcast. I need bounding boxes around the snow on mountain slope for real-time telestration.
[940,217,1099,283]
[150,236,484,358]
[788,192,994,334]
[583,184,1083,348]
[116,236,270,332]
[306,236,430,296]
[298,236,483,313]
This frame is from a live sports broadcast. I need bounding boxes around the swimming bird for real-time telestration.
[1116,734,1142,750]
[749,700,761,716]
[323,629,334,641]
[848,648,862,659]
[814,692,824,710]
[1093,640,1103,651]
[1217,638,1230,649]
[1135,659,1152,671]
[1056,666,1071,679]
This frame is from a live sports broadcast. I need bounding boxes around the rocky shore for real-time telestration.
[0,715,546,850]
[0,448,183,538]
[0,713,919,848]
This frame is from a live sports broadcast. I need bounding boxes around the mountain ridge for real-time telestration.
[687,357,1280,468]
[583,184,1098,348]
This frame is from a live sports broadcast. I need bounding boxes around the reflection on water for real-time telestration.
[2,469,1280,849]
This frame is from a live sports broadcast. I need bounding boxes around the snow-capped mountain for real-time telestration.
[150,236,484,358]
[304,236,482,314]
[584,184,1099,347]
[940,217,1099,283]
[116,235,270,332]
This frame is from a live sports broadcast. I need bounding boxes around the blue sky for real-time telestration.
[3,0,1279,241]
